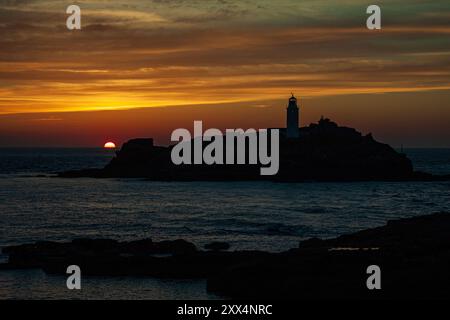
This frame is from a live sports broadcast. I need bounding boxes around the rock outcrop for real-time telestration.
[208,212,450,299]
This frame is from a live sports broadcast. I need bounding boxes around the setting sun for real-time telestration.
[104,142,116,149]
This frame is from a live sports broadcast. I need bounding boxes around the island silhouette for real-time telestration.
[60,95,449,182]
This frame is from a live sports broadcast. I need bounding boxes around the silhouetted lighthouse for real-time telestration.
[286,94,299,138]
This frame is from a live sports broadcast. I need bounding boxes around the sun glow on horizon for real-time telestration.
[104,142,116,149]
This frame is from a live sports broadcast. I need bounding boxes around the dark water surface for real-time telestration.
[0,148,449,299]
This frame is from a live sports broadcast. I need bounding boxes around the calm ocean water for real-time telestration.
[0,147,449,299]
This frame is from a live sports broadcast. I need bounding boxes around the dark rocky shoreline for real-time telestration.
[2,212,450,299]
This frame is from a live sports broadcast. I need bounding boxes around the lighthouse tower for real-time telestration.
[286,94,300,138]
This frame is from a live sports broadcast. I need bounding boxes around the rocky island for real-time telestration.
[59,117,449,182]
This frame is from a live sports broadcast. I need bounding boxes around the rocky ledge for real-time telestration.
[58,118,450,182]
[2,212,450,299]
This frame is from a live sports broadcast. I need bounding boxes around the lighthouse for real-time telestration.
[286,94,300,138]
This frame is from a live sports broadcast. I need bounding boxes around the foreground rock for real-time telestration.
[59,118,449,182]
[1,212,450,299]
[208,212,450,299]
[0,238,269,279]
[204,242,231,251]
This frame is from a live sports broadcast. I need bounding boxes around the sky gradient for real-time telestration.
[0,0,449,147]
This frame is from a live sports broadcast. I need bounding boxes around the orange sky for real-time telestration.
[0,0,450,147]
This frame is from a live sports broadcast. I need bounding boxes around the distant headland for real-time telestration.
[59,95,450,182]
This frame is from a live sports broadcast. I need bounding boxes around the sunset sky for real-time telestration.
[0,0,449,147]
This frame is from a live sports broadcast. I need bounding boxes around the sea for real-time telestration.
[0,148,449,299]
